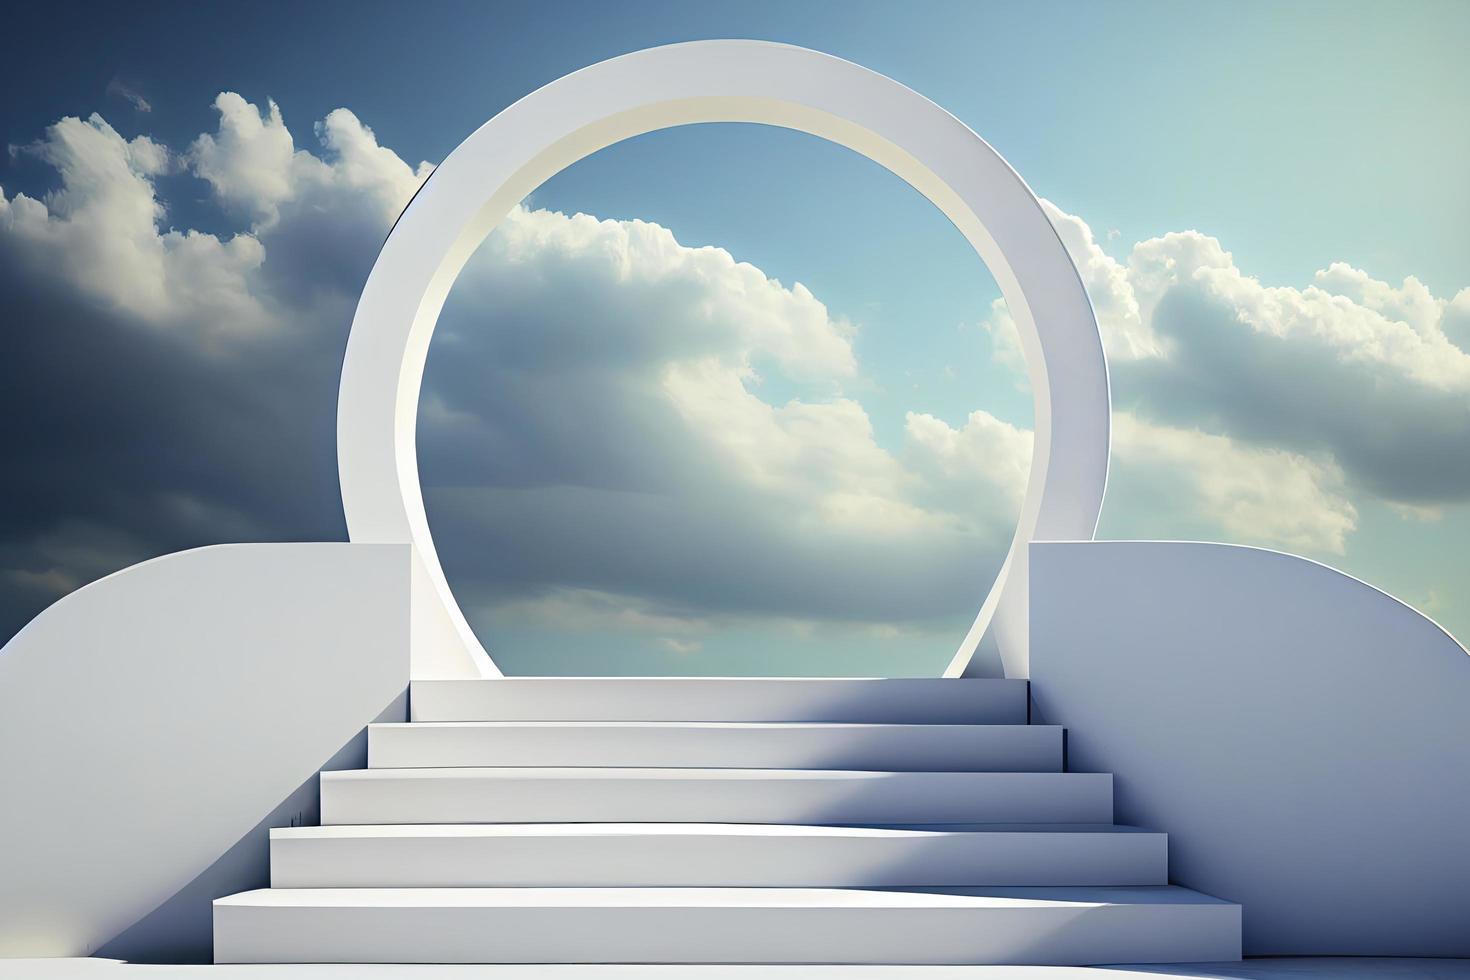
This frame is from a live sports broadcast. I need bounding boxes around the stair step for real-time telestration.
[320,768,1112,826]
[213,885,1240,964]
[270,822,1166,888]
[409,677,1027,724]
[369,722,1062,772]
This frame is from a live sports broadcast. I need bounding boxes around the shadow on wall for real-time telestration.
[0,543,411,961]
[95,694,405,963]
[1030,539,1470,957]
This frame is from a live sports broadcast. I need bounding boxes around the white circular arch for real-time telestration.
[337,40,1110,679]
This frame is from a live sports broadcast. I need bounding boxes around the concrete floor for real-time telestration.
[3,960,1469,979]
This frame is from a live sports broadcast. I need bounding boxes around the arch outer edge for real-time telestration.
[337,40,1110,679]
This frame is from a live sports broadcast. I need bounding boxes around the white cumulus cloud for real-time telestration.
[1108,413,1358,554]
[991,201,1470,512]
[2,92,1466,661]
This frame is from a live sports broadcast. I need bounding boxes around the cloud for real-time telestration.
[1107,413,1357,554]
[1,113,266,326]
[421,203,1025,633]
[902,409,1032,522]
[478,587,712,639]
[106,78,152,114]
[1,91,1464,659]
[0,97,435,640]
[188,95,301,223]
[1042,203,1161,361]
[0,94,1028,652]
[993,201,1470,510]
[1444,290,1470,351]
[189,94,430,230]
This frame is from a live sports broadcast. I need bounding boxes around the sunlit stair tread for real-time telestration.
[320,767,1113,826]
[368,720,1062,771]
[268,821,1167,888]
[213,885,1240,965]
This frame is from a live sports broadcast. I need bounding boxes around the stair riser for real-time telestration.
[368,724,1062,772]
[270,832,1166,888]
[320,772,1113,826]
[409,678,1028,724]
[214,903,1240,964]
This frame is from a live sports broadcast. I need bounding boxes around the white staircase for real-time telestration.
[214,678,1241,965]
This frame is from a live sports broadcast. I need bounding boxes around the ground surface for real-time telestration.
[3,959,1468,979]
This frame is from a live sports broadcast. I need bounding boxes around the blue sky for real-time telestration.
[6,0,1465,290]
[1,1,1467,674]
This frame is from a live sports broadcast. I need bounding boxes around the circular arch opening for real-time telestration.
[337,40,1110,679]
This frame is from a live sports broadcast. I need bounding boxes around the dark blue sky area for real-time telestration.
[4,0,1467,292]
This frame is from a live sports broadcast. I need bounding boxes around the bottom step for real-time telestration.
[214,886,1240,965]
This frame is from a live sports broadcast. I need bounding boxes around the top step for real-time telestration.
[410,678,1027,724]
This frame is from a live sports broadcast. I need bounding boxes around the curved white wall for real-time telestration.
[0,543,409,959]
[1030,540,1470,956]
